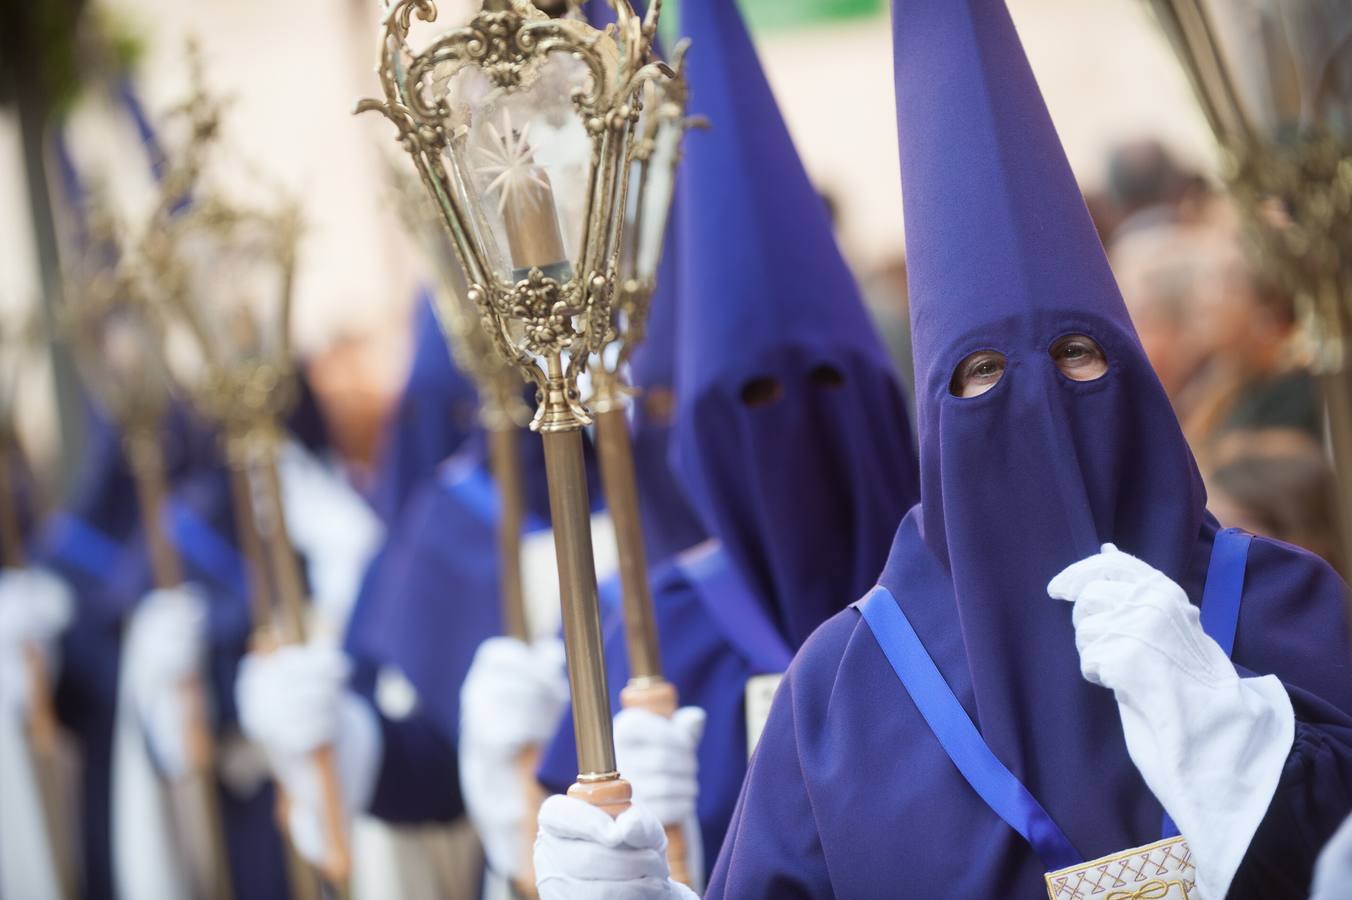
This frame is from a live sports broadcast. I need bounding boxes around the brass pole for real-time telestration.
[591,387,662,683]
[125,427,236,900]
[591,374,691,884]
[226,457,273,637]
[125,429,184,589]
[486,425,529,642]
[253,445,308,646]
[225,444,323,900]
[250,439,353,893]
[541,422,629,814]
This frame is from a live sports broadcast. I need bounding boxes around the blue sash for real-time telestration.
[440,457,547,534]
[166,500,248,598]
[38,513,123,579]
[855,528,1252,870]
[677,541,793,675]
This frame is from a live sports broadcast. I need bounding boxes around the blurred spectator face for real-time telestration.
[1111,225,1209,398]
[1208,428,1343,574]
[1189,232,1296,376]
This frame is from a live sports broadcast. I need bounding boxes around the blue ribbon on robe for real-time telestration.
[856,528,1252,870]
[38,512,124,580]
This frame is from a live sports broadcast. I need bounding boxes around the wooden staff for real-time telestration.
[0,433,73,900]
[125,427,235,900]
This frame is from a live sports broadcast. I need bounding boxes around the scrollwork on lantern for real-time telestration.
[592,36,694,413]
[359,0,676,433]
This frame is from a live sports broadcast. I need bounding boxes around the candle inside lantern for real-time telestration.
[475,109,571,280]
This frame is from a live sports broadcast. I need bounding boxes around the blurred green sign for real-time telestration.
[658,0,883,45]
[741,0,883,30]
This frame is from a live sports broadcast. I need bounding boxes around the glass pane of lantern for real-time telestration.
[168,205,291,372]
[437,50,596,283]
[632,90,676,281]
[76,295,171,425]
[1200,0,1352,141]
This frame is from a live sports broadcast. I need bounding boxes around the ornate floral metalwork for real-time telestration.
[359,0,675,432]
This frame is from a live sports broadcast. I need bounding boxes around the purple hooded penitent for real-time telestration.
[672,0,918,650]
[707,1,1352,897]
[627,213,706,565]
[369,292,479,524]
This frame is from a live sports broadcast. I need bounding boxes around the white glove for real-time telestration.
[0,568,73,713]
[278,442,385,632]
[235,643,381,865]
[1049,543,1294,900]
[615,706,706,890]
[459,636,569,879]
[534,794,700,900]
[1312,812,1352,900]
[121,585,209,779]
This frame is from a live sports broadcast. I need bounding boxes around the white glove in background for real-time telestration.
[113,587,210,900]
[278,442,385,633]
[0,567,72,900]
[235,643,381,865]
[534,795,700,900]
[0,567,74,713]
[614,706,706,891]
[120,586,209,779]
[1312,812,1352,900]
[459,636,569,880]
[1049,543,1295,900]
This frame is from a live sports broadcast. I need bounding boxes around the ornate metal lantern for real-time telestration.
[392,165,535,643]
[63,202,236,900]
[361,0,679,811]
[63,207,179,585]
[137,55,352,888]
[1146,1,1352,571]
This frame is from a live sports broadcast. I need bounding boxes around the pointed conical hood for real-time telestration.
[370,293,479,524]
[628,218,706,564]
[673,0,918,649]
[886,0,1207,863]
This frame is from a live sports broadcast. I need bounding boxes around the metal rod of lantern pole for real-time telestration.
[125,427,236,900]
[0,430,74,900]
[537,357,630,816]
[251,434,354,894]
[590,365,693,883]
[223,435,323,900]
[226,449,275,638]
[590,372,664,688]
[486,422,530,642]
[125,429,185,589]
